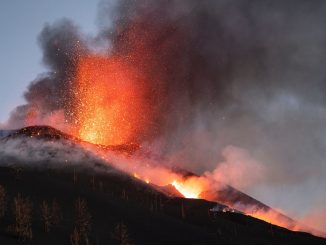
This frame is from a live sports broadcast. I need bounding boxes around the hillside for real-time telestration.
[0,126,325,244]
[0,165,324,244]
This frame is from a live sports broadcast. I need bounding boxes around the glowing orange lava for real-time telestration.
[131,168,204,199]
[172,180,202,199]
[75,55,148,145]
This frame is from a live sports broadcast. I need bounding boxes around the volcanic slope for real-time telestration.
[0,126,324,244]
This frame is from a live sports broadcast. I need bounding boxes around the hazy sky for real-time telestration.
[0,0,98,123]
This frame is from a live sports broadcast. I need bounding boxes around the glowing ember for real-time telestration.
[74,55,148,145]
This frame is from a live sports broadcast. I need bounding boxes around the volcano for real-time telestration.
[0,125,325,244]
[0,126,295,217]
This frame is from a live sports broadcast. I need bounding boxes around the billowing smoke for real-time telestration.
[7,19,87,130]
[2,0,326,233]
[204,146,265,191]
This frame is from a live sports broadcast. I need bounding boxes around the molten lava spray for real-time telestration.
[75,55,149,145]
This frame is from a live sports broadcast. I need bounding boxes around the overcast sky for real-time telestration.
[0,0,98,123]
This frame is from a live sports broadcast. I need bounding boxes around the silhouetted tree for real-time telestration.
[70,227,81,245]
[11,193,33,240]
[52,199,62,226]
[74,198,92,244]
[40,200,51,232]
[111,221,133,245]
[0,185,6,219]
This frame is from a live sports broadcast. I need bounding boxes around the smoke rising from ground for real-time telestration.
[204,146,265,191]
[2,0,326,232]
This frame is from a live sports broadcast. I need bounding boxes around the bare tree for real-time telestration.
[40,201,52,232]
[11,193,33,240]
[0,185,6,219]
[111,221,133,245]
[74,198,92,244]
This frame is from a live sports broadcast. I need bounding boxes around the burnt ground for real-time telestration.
[0,163,324,245]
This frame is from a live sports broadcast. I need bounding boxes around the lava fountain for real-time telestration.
[74,55,149,146]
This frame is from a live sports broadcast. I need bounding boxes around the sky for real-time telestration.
[0,0,98,123]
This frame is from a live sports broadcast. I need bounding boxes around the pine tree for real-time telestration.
[11,193,33,240]
[70,227,80,245]
[0,185,6,219]
[111,221,133,245]
[52,199,62,226]
[74,198,92,244]
[40,200,52,232]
